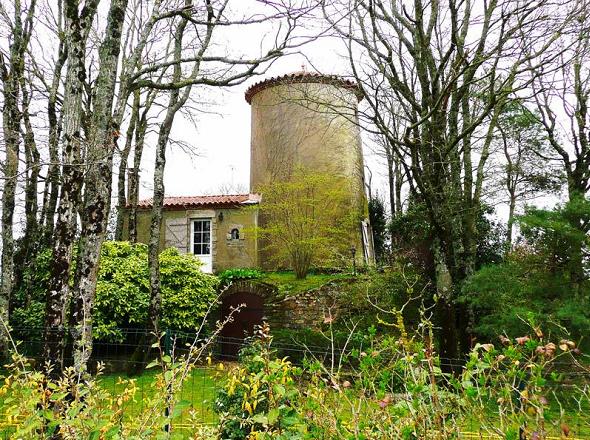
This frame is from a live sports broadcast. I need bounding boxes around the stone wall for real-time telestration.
[219,279,352,331]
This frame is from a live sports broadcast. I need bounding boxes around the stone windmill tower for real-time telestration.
[245,71,375,266]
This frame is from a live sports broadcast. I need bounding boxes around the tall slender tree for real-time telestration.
[44,0,99,369]
[324,0,570,360]
[0,0,37,354]
[528,2,590,295]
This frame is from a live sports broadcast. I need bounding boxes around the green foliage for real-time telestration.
[459,253,590,340]
[496,101,564,196]
[518,194,590,276]
[296,311,589,439]
[1,319,589,438]
[218,268,263,287]
[11,247,53,308]
[94,242,150,339]
[257,167,361,279]
[323,262,428,335]
[389,202,505,269]
[10,242,218,342]
[368,196,388,262]
[158,247,219,332]
[475,205,507,267]
[215,323,306,439]
[461,197,590,345]
[260,271,349,297]
[0,334,220,438]
[271,327,364,364]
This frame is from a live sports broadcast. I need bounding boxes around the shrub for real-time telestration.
[10,242,219,342]
[218,267,263,287]
[296,309,590,439]
[460,248,590,346]
[215,323,306,439]
[93,241,151,340]
[271,327,365,365]
[0,325,221,439]
[158,247,219,331]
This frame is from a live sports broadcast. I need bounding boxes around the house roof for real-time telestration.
[135,193,261,210]
[244,71,363,104]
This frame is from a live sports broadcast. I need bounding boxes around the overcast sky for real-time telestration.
[134,9,389,203]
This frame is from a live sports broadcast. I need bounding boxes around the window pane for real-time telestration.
[192,219,212,255]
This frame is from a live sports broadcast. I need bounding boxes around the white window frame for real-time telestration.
[191,218,212,256]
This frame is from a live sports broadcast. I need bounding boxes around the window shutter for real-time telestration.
[165,217,188,253]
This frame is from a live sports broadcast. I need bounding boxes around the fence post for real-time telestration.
[164,328,172,434]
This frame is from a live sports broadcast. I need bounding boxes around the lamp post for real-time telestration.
[350,246,357,275]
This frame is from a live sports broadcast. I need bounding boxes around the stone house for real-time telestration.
[129,194,261,273]
[124,72,375,274]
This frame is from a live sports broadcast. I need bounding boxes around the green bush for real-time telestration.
[461,197,590,347]
[272,327,365,364]
[10,242,219,342]
[218,267,263,287]
[158,247,219,331]
[459,250,590,345]
[94,241,151,340]
[215,323,305,439]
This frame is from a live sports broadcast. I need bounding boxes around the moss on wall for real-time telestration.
[249,80,371,267]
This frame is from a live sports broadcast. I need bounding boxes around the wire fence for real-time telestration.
[1,328,589,438]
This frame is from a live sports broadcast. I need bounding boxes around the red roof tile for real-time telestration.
[245,71,363,104]
[135,193,261,209]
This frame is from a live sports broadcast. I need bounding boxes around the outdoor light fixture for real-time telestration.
[218,211,224,222]
[350,246,357,275]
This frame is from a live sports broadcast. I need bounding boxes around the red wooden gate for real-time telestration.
[220,292,264,358]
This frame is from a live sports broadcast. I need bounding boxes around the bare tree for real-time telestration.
[527,1,590,294]
[18,0,315,373]
[324,0,570,360]
[38,1,67,244]
[372,133,405,218]
[0,0,37,354]
[128,0,313,375]
[43,0,99,370]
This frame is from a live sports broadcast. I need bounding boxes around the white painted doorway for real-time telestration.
[191,219,213,273]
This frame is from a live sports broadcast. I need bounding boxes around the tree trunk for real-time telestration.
[565,187,586,297]
[0,0,33,355]
[386,149,396,218]
[128,111,148,243]
[40,38,67,245]
[13,78,41,310]
[507,192,516,248]
[432,238,460,371]
[115,90,140,241]
[44,0,98,372]
[69,0,129,375]
[0,57,20,356]
[394,158,403,215]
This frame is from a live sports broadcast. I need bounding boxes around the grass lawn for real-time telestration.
[0,367,222,437]
[98,367,221,425]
